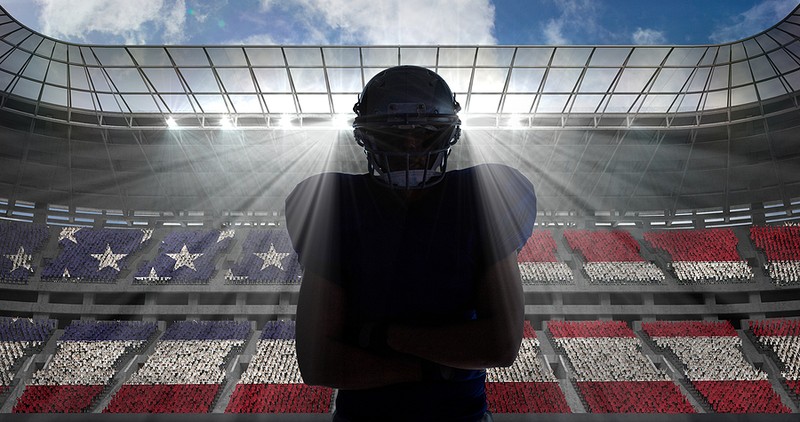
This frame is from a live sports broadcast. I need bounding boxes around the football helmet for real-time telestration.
[353,66,461,189]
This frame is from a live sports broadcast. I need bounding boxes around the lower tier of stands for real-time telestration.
[14,385,103,413]
[693,380,790,413]
[576,381,695,413]
[485,382,571,413]
[225,383,333,413]
[104,384,220,413]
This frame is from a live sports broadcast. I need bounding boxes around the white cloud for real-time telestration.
[543,20,567,45]
[228,33,279,45]
[34,0,187,44]
[632,28,666,45]
[539,0,605,45]
[268,0,496,45]
[709,0,797,43]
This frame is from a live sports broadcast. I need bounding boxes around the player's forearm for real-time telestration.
[298,337,422,389]
[385,317,522,370]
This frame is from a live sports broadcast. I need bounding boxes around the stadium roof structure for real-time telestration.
[0,5,799,227]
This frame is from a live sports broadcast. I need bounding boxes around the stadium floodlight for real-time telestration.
[166,116,178,129]
[279,114,294,128]
[220,116,235,130]
[332,114,351,130]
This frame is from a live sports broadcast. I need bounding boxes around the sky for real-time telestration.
[0,0,797,47]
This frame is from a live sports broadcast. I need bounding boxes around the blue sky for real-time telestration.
[1,0,797,46]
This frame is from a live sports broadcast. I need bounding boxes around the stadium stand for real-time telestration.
[13,320,156,413]
[225,229,303,284]
[749,319,800,404]
[0,318,56,406]
[104,320,249,413]
[0,221,50,284]
[563,230,664,284]
[225,320,333,413]
[134,230,234,284]
[517,231,573,284]
[485,321,570,413]
[642,320,790,413]
[42,227,152,283]
[547,320,693,413]
[750,226,800,286]
[644,228,753,283]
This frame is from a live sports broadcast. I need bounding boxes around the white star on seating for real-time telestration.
[254,244,290,271]
[217,229,235,243]
[167,244,203,271]
[59,227,81,243]
[5,246,32,272]
[62,268,71,278]
[90,244,127,271]
[148,267,159,279]
[141,229,154,244]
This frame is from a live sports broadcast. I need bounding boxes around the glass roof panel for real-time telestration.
[514,48,553,66]
[106,68,148,92]
[129,48,171,66]
[501,94,535,113]
[768,27,796,45]
[19,34,41,52]
[626,48,669,66]
[768,47,798,74]
[664,48,706,66]
[674,93,701,113]
[253,68,291,92]
[323,47,361,66]
[3,30,29,46]
[715,45,731,64]
[69,65,90,90]
[207,48,247,66]
[578,68,618,93]
[327,68,362,92]
[699,47,717,66]
[731,85,758,106]
[168,48,210,66]
[535,94,569,113]
[507,68,544,93]
[476,48,514,67]
[400,48,437,66]
[68,45,82,64]
[35,39,54,57]
[331,94,358,114]
[284,48,323,66]
[708,65,729,90]
[744,39,765,57]
[0,48,28,74]
[216,68,256,92]
[0,42,11,60]
[40,84,66,105]
[361,48,398,67]
[650,68,693,92]
[731,43,747,61]
[363,68,385,84]
[604,95,638,113]
[437,68,473,93]
[749,55,777,81]
[143,68,184,93]
[21,55,47,80]
[97,93,122,112]
[471,68,507,92]
[80,47,98,65]
[10,78,39,100]
[92,48,134,66]
[570,94,603,113]
[0,70,13,90]
[542,68,582,92]
[687,67,711,91]
[194,94,228,113]
[467,94,500,113]
[639,94,677,113]
[52,43,67,62]
[588,48,630,67]
[756,78,788,100]
[786,41,800,63]
[180,68,219,92]
[298,94,330,113]
[228,95,262,113]
[88,68,112,91]
[123,94,160,112]
[438,47,476,66]
[244,48,285,66]
[290,68,327,92]
[615,68,656,92]
[161,94,194,112]
[263,94,296,113]
[730,61,753,86]
[702,90,728,110]
[70,90,95,110]
[551,48,591,66]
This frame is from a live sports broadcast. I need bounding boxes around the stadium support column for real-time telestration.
[751,202,766,225]
[33,202,46,224]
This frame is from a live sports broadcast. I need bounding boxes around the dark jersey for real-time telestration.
[285,163,536,421]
